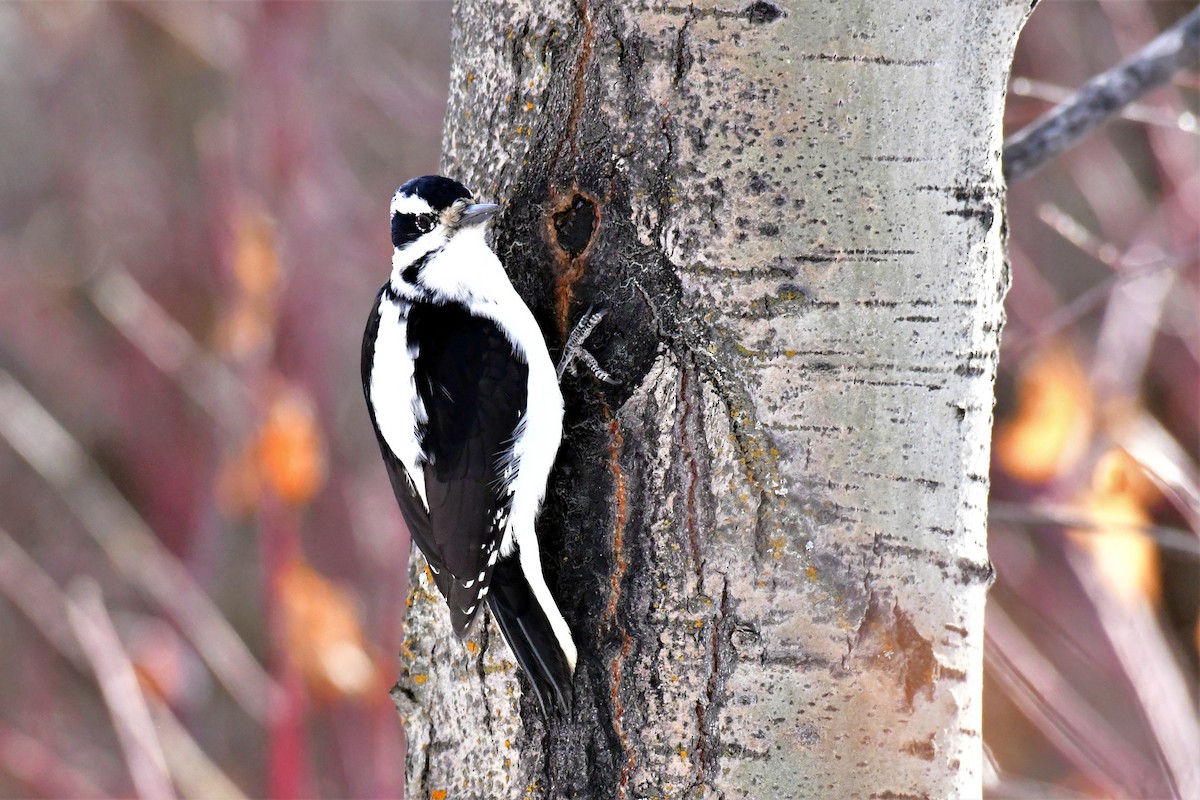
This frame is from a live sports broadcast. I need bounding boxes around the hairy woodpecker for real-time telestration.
[361,175,579,714]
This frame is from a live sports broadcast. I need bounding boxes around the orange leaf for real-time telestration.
[233,211,280,299]
[277,560,382,701]
[257,386,326,506]
[995,343,1093,483]
[1069,449,1160,605]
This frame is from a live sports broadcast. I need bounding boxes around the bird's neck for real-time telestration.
[389,227,511,307]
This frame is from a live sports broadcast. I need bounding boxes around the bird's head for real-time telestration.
[388,176,499,296]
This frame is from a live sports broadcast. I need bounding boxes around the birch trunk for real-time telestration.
[393,1,1030,797]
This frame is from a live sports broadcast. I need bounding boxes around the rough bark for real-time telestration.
[392,1,1029,797]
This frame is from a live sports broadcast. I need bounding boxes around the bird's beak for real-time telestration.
[458,202,500,227]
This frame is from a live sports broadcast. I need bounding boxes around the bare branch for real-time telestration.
[0,527,249,800]
[0,527,84,661]
[985,605,1165,799]
[1066,549,1200,800]
[0,370,279,723]
[1004,7,1200,183]
[0,724,109,798]
[65,579,177,800]
[147,704,250,800]
[988,501,1199,557]
[88,269,246,421]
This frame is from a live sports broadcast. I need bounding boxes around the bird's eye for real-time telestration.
[416,214,436,233]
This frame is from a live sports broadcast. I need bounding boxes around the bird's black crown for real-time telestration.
[398,175,473,211]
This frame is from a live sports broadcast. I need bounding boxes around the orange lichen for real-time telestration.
[217,209,280,362]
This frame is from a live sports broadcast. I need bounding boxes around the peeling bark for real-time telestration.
[394,1,1030,797]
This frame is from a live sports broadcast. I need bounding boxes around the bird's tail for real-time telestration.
[485,557,575,716]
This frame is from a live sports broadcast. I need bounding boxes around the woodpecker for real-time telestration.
[361,175,584,714]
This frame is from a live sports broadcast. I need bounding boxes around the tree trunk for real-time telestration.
[393,1,1030,797]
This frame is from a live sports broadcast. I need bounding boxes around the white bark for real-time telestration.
[393,1,1030,797]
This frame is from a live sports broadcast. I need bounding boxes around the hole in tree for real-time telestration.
[552,195,598,259]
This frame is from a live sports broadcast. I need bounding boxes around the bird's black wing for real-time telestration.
[408,301,528,635]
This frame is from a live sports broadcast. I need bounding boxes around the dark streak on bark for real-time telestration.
[690,578,732,797]
[797,52,934,67]
[677,364,704,584]
[474,623,494,735]
[852,592,938,710]
[602,411,635,798]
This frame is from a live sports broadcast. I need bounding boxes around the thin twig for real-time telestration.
[1004,7,1200,183]
[88,268,245,422]
[0,724,109,799]
[985,605,1165,798]
[1009,76,1199,134]
[147,703,250,800]
[0,370,279,723]
[989,501,1199,557]
[65,579,177,800]
[0,527,249,800]
[0,528,84,661]
[1066,549,1200,800]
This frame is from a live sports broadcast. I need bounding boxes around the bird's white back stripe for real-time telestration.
[370,298,428,509]
[518,542,578,672]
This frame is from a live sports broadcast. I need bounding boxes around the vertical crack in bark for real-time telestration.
[420,716,434,792]
[676,363,704,586]
[474,618,494,735]
[604,413,628,622]
[671,4,695,86]
[680,331,786,566]
[691,577,730,795]
[602,410,635,797]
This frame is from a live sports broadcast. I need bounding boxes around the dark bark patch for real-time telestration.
[853,592,937,709]
[956,557,995,586]
[744,1,783,25]
[901,734,937,761]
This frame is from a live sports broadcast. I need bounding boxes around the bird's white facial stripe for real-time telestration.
[390,193,434,216]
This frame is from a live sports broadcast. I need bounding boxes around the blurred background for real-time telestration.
[0,1,1195,798]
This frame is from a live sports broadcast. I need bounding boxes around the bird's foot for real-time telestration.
[557,307,618,384]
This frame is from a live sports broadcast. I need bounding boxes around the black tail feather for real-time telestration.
[486,559,573,716]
